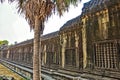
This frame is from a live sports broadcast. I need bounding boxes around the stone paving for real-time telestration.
[0,63,24,80]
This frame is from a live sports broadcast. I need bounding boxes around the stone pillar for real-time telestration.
[61,34,67,68]
[98,10,109,39]
[69,33,71,48]
[0,50,3,59]
[44,45,47,65]
[7,50,10,59]
[82,18,87,69]
[75,31,79,68]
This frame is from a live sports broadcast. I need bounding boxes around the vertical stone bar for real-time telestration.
[107,43,110,69]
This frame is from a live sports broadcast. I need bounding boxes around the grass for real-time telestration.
[0,63,25,80]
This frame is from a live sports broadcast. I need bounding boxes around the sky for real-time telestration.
[0,0,90,44]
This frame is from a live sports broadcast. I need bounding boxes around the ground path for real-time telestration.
[0,63,25,80]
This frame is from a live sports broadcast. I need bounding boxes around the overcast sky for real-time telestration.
[0,0,90,44]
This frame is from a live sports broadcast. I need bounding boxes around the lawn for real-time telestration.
[0,63,25,80]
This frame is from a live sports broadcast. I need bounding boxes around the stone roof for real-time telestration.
[82,0,120,15]
[41,31,59,40]
[9,39,33,48]
[9,31,59,48]
[60,15,81,30]
[60,0,120,31]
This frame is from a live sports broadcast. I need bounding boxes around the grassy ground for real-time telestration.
[0,63,25,80]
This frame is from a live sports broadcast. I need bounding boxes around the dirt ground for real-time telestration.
[0,63,25,80]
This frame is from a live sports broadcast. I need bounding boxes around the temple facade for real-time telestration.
[0,0,120,80]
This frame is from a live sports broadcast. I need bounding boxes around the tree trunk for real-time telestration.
[33,16,41,80]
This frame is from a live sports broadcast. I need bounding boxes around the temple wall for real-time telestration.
[0,0,120,79]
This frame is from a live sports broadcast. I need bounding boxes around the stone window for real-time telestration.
[65,49,76,67]
[94,40,119,69]
[51,52,56,64]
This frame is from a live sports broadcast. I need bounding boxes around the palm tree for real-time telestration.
[1,0,80,80]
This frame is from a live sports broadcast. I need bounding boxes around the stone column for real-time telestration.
[82,18,87,69]
[7,50,10,59]
[61,34,67,68]
[44,45,47,65]
[98,10,109,39]
[75,31,79,68]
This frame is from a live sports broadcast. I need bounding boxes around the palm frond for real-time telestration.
[54,0,80,16]
[1,0,80,31]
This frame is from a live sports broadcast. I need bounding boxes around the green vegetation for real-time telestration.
[0,40,9,46]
